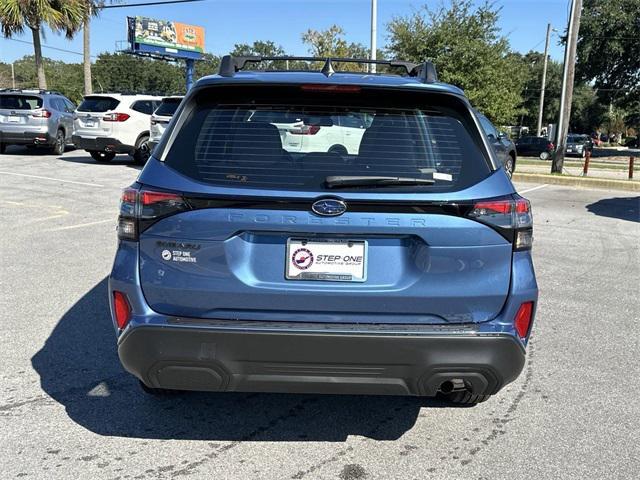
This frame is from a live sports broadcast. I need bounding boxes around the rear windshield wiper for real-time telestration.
[325,175,435,189]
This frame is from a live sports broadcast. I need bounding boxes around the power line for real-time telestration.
[102,0,205,8]
[4,37,96,58]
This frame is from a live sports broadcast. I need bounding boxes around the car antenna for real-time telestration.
[321,58,335,77]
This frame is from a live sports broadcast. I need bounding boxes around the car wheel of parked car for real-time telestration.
[328,145,348,156]
[0,143,6,154]
[89,151,116,162]
[539,151,550,160]
[504,156,514,178]
[133,136,151,165]
[440,390,491,405]
[50,130,65,156]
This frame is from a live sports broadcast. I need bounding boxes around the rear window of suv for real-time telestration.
[162,86,492,192]
[155,98,182,117]
[0,95,43,110]
[77,96,120,112]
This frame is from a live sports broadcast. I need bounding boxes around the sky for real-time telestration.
[0,0,570,64]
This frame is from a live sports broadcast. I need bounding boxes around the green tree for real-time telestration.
[195,52,221,79]
[301,25,369,71]
[575,0,639,114]
[92,53,184,96]
[386,0,526,124]
[229,40,289,70]
[0,0,86,88]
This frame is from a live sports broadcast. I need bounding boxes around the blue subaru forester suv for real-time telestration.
[109,56,538,405]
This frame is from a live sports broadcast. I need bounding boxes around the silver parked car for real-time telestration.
[0,89,75,155]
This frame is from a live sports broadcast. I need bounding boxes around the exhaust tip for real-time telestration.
[439,378,466,394]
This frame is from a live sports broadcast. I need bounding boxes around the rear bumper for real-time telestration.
[72,135,133,154]
[0,130,52,146]
[118,321,525,397]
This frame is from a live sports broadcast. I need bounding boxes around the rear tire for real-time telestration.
[539,151,550,160]
[504,155,515,178]
[50,129,65,156]
[133,135,151,165]
[328,145,348,156]
[440,390,492,405]
[89,151,116,162]
[0,143,6,154]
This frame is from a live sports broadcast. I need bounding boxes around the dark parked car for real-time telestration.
[515,136,555,160]
[565,134,593,158]
[476,111,517,177]
[110,55,537,405]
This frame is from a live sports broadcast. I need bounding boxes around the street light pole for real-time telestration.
[11,62,15,89]
[536,23,552,137]
[552,0,583,174]
[370,0,377,73]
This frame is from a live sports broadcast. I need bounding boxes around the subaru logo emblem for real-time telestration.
[312,198,347,216]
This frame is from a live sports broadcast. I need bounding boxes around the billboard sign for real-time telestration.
[128,16,204,60]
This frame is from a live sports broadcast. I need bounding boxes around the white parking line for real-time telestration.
[45,219,115,232]
[0,171,104,187]
[519,184,548,194]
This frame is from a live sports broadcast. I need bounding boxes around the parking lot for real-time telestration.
[1,147,639,479]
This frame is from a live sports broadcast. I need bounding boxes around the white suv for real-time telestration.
[72,94,162,163]
[248,111,368,155]
[149,96,183,150]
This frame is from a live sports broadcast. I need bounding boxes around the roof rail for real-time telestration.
[217,55,438,83]
[0,88,65,95]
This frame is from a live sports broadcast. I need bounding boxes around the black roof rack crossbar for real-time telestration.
[218,55,438,83]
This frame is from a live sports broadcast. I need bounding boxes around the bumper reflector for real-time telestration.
[113,291,131,329]
[514,302,534,339]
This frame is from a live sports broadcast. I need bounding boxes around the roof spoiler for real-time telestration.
[217,55,438,83]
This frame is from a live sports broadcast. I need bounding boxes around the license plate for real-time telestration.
[8,116,20,123]
[84,120,95,127]
[286,239,367,282]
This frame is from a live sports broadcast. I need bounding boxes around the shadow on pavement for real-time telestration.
[31,278,455,441]
[586,196,640,223]
[58,154,142,169]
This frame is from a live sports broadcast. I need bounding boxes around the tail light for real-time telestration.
[113,291,131,329]
[289,125,321,135]
[300,84,361,93]
[103,112,130,122]
[32,109,52,118]
[514,302,534,338]
[467,195,533,250]
[118,187,189,241]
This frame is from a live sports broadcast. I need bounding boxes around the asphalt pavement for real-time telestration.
[1,147,639,480]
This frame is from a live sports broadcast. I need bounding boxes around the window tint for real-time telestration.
[338,113,366,129]
[154,98,182,117]
[477,114,498,138]
[78,96,119,112]
[64,99,76,112]
[163,88,492,193]
[131,100,154,115]
[50,97,66,112]
[0,95,43,110]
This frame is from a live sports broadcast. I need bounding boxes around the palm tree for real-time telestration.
[82,2,121,95]
[1,0,86,89]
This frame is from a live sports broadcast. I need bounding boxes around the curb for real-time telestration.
[512,172,640,192]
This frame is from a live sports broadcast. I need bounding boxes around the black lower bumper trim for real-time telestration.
[0,131,52,145]
[72,135,133,154]
[118,325,525,397]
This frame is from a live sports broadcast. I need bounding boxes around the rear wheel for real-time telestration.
[504,155,515,178]
[89,151,116,162]
[50,129,65,156]
[0,143,6,154]
[133,135,151,165]
[328,144,348,156]
[539,151,550,160]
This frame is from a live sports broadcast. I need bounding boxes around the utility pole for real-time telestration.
[552,0,582,174]
[83,3,93,95]
[536,23,552,137]
[370,0,377,73]
[11,63,15,88]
